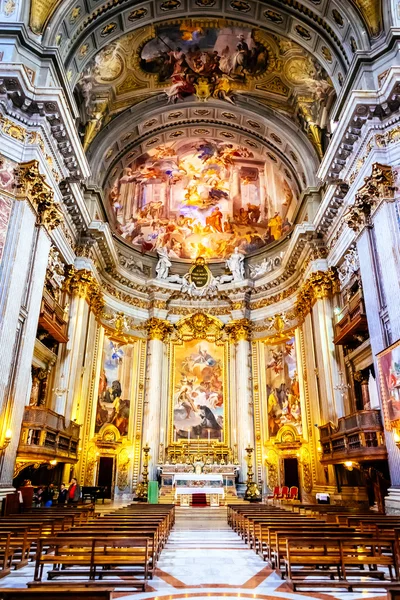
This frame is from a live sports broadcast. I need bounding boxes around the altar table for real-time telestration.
[173,473,224,506]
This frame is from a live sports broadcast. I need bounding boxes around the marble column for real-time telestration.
[227,319,254,483]
[311,295,345,423]
[55,293,90,423]
[1,223,52,489]
[354,199,400,511]
[0,159,61,493]
[143,318,172,480]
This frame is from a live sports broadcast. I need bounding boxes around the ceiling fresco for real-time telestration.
[107,139,297,260]
[139,22,268,104]
[77,18,335,157]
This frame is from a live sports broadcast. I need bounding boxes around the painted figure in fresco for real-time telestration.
[110,137,294,260]
[174,341,223,440]
[268,212,283,240]
[139,24,268,105]
[265,337,302,438]
[95,339,131,436]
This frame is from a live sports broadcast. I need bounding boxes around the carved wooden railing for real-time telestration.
[17,406,81,462]
[319,409,387,463]
[333,288,369,345]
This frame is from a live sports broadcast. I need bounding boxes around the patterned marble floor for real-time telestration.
[0,506,390,599]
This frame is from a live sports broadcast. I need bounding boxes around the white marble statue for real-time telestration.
[155,247,171,279]
[226,247,245,281]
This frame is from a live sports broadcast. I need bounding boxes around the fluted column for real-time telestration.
[227,319,254,482]
[143,318,173,480]
[343,164,400,511]
[0,160,62,491]
[60,268,104,425]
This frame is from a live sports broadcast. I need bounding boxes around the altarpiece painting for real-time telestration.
[377,338,400,425]
[170,338,226,443]
[265,335,302,438]
[95,336,133,437]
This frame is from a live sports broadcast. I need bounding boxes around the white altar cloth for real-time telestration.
[173,473,225,496]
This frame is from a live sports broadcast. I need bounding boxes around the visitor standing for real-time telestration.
[67,477,81,504]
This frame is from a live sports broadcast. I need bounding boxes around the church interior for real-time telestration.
[1,0,400,598]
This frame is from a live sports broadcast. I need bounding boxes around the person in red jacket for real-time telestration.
[67,478,81,504]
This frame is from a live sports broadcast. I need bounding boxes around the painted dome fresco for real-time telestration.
[73,16,337,261]
[107,139,297,260]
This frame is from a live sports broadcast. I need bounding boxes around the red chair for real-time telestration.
[278,485,289,499]
[267,486,281,501]
[288,486,298,500]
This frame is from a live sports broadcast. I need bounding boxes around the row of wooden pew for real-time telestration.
[228,503,400,592]
[0,502,175,597]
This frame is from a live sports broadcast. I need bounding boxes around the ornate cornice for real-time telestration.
[295,268,340,321]
[175,312,224,342]
[144,317,173,341]
[63,266,105,317]
[14,159,63,231]
[225,318,253,343]
[344,163,396,232]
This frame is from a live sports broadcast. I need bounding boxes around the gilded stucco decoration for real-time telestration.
[345,163,396,232]
[76,17,334,150]
[63,266,105,317]
[145,317,174,341]
[225,318,252,342]
[175,312,225,342]
[295,268,340,321]
[14,160,63,231]
[265,448,279,489]
[352,0,382,38]
[29,0,63,34]
[117,447,131,490]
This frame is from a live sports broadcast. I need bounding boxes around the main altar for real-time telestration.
[158,453,239,506]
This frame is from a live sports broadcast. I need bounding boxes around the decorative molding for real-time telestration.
[226,318,252,342]
[144,317,174,341]
[63,266,105,317]
[14,160,63,231]
[295,268,340,322]
[344,163,396,232]
[174,312,224,342]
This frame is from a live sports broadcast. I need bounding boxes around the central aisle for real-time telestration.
[125,507,386,600]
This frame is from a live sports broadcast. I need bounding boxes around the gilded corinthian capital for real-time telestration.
[145,317,173,341]
[345,163,396,232]
[226,318,252,342]
[295,268,340,321]
[14,160,63,231]
[63,266,105,318]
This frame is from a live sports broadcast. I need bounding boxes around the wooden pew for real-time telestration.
[0,589,114,600]
[284,536,399,591]
[32,536,150,590]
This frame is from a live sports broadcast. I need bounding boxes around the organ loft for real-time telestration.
[1,0,400,597]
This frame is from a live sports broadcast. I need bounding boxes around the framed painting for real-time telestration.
[94,336,134,437]
[169,337,227,443]
[377,338,400,427]
[264,335,302,439]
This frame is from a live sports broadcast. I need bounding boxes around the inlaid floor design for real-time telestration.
[0,506,389,599]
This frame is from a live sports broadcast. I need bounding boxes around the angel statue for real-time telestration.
[155,247,171,280]
[226,247,245,281]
